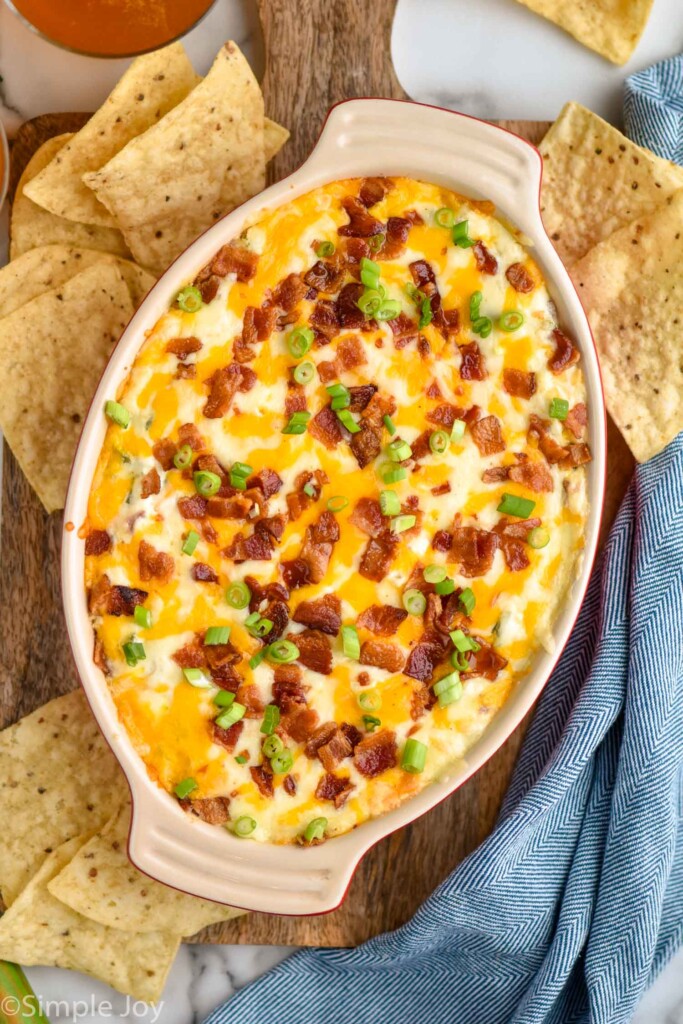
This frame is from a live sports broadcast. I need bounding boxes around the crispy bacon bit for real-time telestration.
[338,195,384,237]
[336,282,366,330]
[210,720,244,752]
[561,443,593,469]
[473,240,498,275]
[89,575,147,616]
[470,415,506,456]
[285,384,307,417]
[377,216,410,260]
[192,562,219,584]
[528,415,570,464]
[348,384,378,412]
[244,468,281,501]
[152,438,177,470]
[250,765,274,798]
[431,482,451,497]
[548,328,580,374]
[317,360,338,383]
[503,368,537,400]
[411,683,437,720]
[165,336,202,359]
[350,423,382,468]
[205,495,249,519]
[359,533,398,582]
[85,529,111,556]
[140,467,160,498]
[350,497,384,538]
[409,260,436,287]
[359,640,405,673]
[342,237,371,273]
[506,262,534,293]
[358,176,393,207]
[178,423,205,451]
[565,403,588,439]
[172,636,206,669]
[138,539,174,583]
[404,209,424,225]
[317,727,353,771]
[404,638,446,682]
[237,682,265,718]
[255,514,287,544]
[482,466,510,483]
[494,517,540,572]
[315,772,354,807]
[204,363,242,418]
[178,494,208,520]
[463,637,508,680]
[459,342,487,381]
[354,729,398,778]
[225,530,274,563]
[175,363,195,379]
[310,299,341,344]
[272,665,306,710]
[508,460,554,492]
[450,527,499,578]
[281,558,311,590]
[308,405,348,449]
[243,304,279,346]
[426,379,442,399]
[296,629,333,675]
[432,530,452,552]
[388,311,419,349]
[283,774,298,796]
[411,429,433,462]
[426,403,464,430]
[272,273,308,311]
[207,242,258,283]
[178,796,230,824]
[357,604,408,637]
[337,334,367,370]
[304,255,345,294]
[293,594,341,636]
[287,510,341,586]
[281,706,320,743]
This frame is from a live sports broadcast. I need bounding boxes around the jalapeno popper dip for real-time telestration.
[85,177,591,845]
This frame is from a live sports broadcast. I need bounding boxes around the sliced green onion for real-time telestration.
[249,648,267,670]
[459,587,476,616]
[549,397,569,420]
[360,257,381,290]
[434,670,463,707]
[266,639,300,664]
[183,667,211,688]
[245,613,274,639]
[226,580,251,609]
[302,817,328,843]
[499,310,525,332]
[215,702,246,729]
[327,382,351,410]
[122,640,145,667]
[260,704,281,735]
[472,316,493,339]
[418,294,433,329]
[232,461,252,477]
[315,240,335,258]
[327,495,349,513]
[270,749,293,774]
[435,207,455,228]
[379,489,401,516]
[105,400,130,429]
[404,282,419,301]
[235,754,248,764]
[262,733,284,757]
[283,410,311,435]
[182,530,200,556]
[341,624,360,660]
[293,360,315,385]
[451,419,466,441]
[401,737,427,774]
[469,291,483,321]
[229,462,252,490]
[528,526,550,549]
[358,690,382,711]
[287,327,314,359]
[387,438,412,462]
[336,408,361,434]
[357,288,383,317]
[383,414,397,435]
[434,578,456,596]
[303,481,317,498]
[368,233,385,252]
[173,444,193,470]
[449,629,480,653]
[380,464,407,484]
[403,589,426,615]
[452,220,475,248]
[429,430,450,455]
[497,493,536,518]
[194,470,221,496]
[205,625,231,646]
[363,714,382,732]
[391,514,416,534]
[134,605,152,630]
[176,285,203,313]
[174,777,198,799]
[233,815,257,837]
[424,564,447,584]
[451,650,470,672]
[214,690,236,708]
[376,299,402,321]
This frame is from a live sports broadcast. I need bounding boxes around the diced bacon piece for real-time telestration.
[294,510,340,585]
[316,727,353,771]
[336,282,366,329]
[293,594,341,636]
[85,529,111,556]
[196,275,220,304]
[283,775,297,795]
[194,453,227,481]
[426,379,442,399]
[207,242,258,282]
[204,363,242,418]
[305,722,336,759]
[432,530,452,552]
[243,304,279,345]
[462,637,508,680]
[409,260,436,287]
[315,772,354,808]
[192,563,219,583]
[404,637,446,682]
[354,729,398,778]
[404,209,424,225]
[237,366,257,392]
[350,497,384,538]
[508,460,554,492]
[178,423,205,450]
[313,508,341,542]
[304,256,345,295]
[565,403,588,439]
[358,176,393,207]
[450,527,499,578]
[426,403,464,430]
[388,312,418,349]
[310,299,341,344]
[178,796,230,824]
[237,682,265,719]
[256,514,287,544]
[281,558,311,590]
[210,720,244,752]
[338,195,384,237]
[317,360,338,383]
[172,636,206,669]
[310,403,350,449]
[296,629,333,675]
[245,468,281,500]
[89,575,147,617]
[342,722,363,749]
[431,482,451,497]
[357,604,408,637]
[206,495,252,519]
[140,467,160,498]
[285,384,307,417]
[482,466,510,483]
[281,706,320,743]
[350,422,382,468]
[528,415,570,464]
[439,308,461,339]
[250,765,274,798]
[411,683,437,720]
[561,443,592,469]
[359,532,398,582]
[272,665,306,712]
[178,494,208,519]
[337,334,367,370]
[138,540,174,583]
[165,336,202,359]
[232,336,255,364]
[459,342,487,381]
[360,640,405,673]
[494,517,540,572]
[470,415,505,456]
[225,530,274,563]
[272,273,308,311]
[503,369,537,400]
[348,384,378,412]
[342,237,371,273]
[152,438,177,470]
[377,216,410,260]
[506,262,534,293]
[411,429,433,462]
[417,334,431,358]
[548,328,580,374]
[175,363,196,379]
[473,240,498,275]
[244,576,289,613]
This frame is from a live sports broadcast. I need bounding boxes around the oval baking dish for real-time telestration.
[62,98,606,916]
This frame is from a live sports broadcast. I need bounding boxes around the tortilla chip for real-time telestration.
[571,189,683,462]
[0,262,133,512]
[10,135,131,260]
[84,42,265,274]
[0,244,155,315]
[48,804,245,935]
[264,118,290,163]
[0,835,180,1003]
[540,103,683,265]
[513,0,653,65]
[0,691,126,907]
[23,43,199,228]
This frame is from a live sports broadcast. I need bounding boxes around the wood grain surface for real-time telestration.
[0,0,635,948]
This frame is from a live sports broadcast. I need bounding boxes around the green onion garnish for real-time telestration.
[303,481,317,498]
[404,282,419,301]
[376,299,402,321]
[262,733,284,757]
[327,495,349,513]
[387,438,412,462]
[498,311,525,332]
[452,650,470,672]
[176,285,203,313]
[423,564,447,584]
[229,462,252,490]
[434,578,456,596]
[134,605,152,630]
[271,749,294,774]
[194,469,221,496]
[266,639,300,664]
[401,737,427,773]
[380,464,407,484]
[327,382,351,410]
[528,526,550,549]
[418,294,433,329]
[302,817,328,843]
[341,624,360,660]
[287,327,314,359]
[174,777,198,799]
[357,288,383,317]
[249,648,267,670]
[232,461,252,478]
[368,233,385,252]
[360,257,381,290]
[283,410,312,435]
[183,667,211,688]
[429,430,450,455]
[245,613,274,639]
[363,714,382,732]
[336,408,361,433]
[122,640,145,667]
[235,754,248,764]
[391,514,416,534]
[182,530,200,556]
[497,493,536,518]
[226,580,251,609]
[260,704,281,735]
[379,489,401,516]
[293,361,315,385]
[173,444,193,470]
[403,589,427,615]
[434,670,463,706]
[105,400,130,429]
[233,815,257,837]
[459,587,476,616]
[451,419,466,441]
[549,397,569,420]
[469,291,483,321]
[383,414,397,435]
[315,240,335,258]
[214,690,236,708]
[452,220,475,248]
[449,629,480,653]
[358,690,382,711]
[205,625,231,646]
[435,207,455,228]
[215,702,246,729]
[472,316,493,338]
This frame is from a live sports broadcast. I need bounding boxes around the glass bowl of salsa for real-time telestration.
[3,0,217,58]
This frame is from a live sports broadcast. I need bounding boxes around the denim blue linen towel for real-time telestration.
[206,62,683,1024]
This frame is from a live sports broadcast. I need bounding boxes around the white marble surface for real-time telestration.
[1,0,683,1019]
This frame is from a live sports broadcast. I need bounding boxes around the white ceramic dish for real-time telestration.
[0,120,9,212]
[62,99,606,916]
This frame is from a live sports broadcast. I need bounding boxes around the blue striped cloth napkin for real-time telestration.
[206,59,683,1024]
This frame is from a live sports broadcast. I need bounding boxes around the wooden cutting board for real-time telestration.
[0,0,635,948]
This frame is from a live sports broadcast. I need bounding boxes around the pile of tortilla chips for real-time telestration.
[1,39,288,514]
[540,102,683,463]
[0,692,245,1002]
[512,0,654,65]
